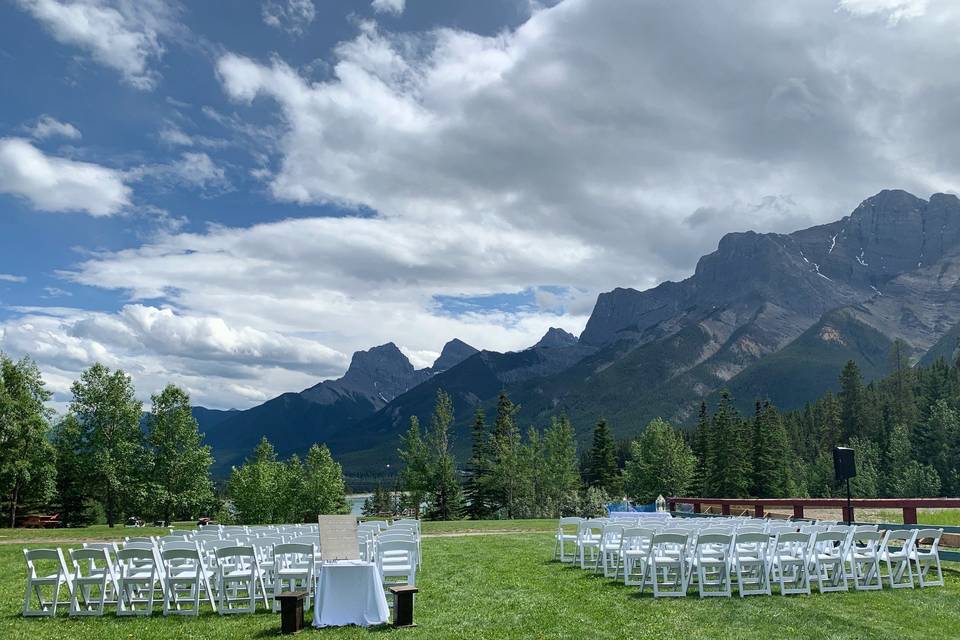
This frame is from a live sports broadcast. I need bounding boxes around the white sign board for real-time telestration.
[318,515,360,561]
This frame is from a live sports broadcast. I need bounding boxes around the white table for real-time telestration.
[312,560,390,628]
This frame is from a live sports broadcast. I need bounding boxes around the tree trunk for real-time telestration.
[106,490,115,528]
[10,481,19,528]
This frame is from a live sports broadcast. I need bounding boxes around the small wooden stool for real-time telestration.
[276,591,307,634]
[389,585,419,627]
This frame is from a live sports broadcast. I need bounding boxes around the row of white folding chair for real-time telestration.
[614,527,943,597]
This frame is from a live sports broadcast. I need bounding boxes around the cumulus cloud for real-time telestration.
[0,305,350,409]
[371,0,405,16]
[30,115,81,140]
[262,0,315,35]
[0,138,131,216]
[15,0,180,90]
[12,0,960,410]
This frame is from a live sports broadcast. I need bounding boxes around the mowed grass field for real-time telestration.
[2,519,960,640]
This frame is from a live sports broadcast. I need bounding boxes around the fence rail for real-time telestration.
[667,496,960,525]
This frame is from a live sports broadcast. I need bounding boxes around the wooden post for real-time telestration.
[754,504,764,518]
[721,503,731,516]
[903,506,918,525]
[792,504,804,519]
[276,591,306,634]
[389,585,419,627]
[693,502,702,514]
[842,505,855,523]
[668,499,676,512]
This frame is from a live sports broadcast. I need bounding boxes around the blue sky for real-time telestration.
[0,0,954,409]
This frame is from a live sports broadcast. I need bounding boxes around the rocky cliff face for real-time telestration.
[431,338,479,372]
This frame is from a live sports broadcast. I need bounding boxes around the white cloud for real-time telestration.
[838,0,929,23]
[371,0,405,16]
[15,0,180,90]
[127,151,229,192]
[0,274,27,283]
[30,115,81,140]
[0,138,131,216]
[12,0,960,410]
[262,0,315,35]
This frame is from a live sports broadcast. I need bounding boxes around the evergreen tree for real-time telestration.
[302,443,350,517]
[540,415,581,517]
[839,360,866,442]
[425,389,463,520]
[750,401,791,498]
[706,392,752,498]
[464,408,492,519]
[69,363,146,527]
[586,418,621,496]
[145,384,214,525]
[623,418,695,503]
[690,401,710,495]
[847,436,881,497]
[490,392,524,518]
[913,399,956,492]
[0,355,56,527]
[397,416,429,518]
[885,424,941,497]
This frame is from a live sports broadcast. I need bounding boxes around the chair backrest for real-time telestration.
[812,531,847,554]
[125,536,154,543]
[116,548,157,571]
[881,528,917,551]
[274,543,314,559]
[161,541,200,553]
[914,528,943,553]
[215,545,256,560]
[734,532,769,550]
[161,547,202,563]
[652,532,688,548]
[123,541,155,551]
[378,540,417,561]
[157,535,186,545]
[695,533,732,557]
[24,548,70,579]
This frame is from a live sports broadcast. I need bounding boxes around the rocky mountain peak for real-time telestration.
[432,338,479,371]
[342,343,415,383]
[533,327,578,349]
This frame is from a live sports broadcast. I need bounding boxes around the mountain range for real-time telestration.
[195,190,960,482]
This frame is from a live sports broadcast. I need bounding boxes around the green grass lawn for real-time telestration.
[2,521,959,639]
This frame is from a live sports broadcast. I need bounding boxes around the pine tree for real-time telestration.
[398,416,429,518]
[426,389,463,520]
[707,392,752,498]
[587,418,621,496]
[464,408,492,519]
[490,392,523,518]
[839,360,866,442]
[690,401,710,495]
[885,424,941,498]
[750,401,790,498]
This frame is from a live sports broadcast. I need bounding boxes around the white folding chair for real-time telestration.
[116,548,160,616]
[771,532,811,595]
[733,533,771,597]
[378,540,417,588]
[911,528,944,588]
[577,521,603,570]
[650,532,689,597]
[693,533,733,598]
[620,527,654,588]
[22,548,74,617]
[595,524,625,577]
[68,548,116,616]
[272,543,315,612]
[879,529,916,589]
[214,546,268,614]
[809,531,848,593]
[847,531,883,591]
[554,517,582,563]
[161,547,216,615]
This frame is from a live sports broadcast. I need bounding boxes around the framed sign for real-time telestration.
[317,515,360,561]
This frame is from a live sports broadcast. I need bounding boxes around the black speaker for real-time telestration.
[833,447,856,483]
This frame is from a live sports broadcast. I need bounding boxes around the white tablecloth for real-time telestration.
[312,560,390,628]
